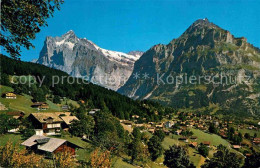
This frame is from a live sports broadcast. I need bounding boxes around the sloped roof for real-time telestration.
[31,113,63,123]
[203,141,211,145]
[5,92,16,96]
[54,112,71,116]
[232,145,241,149]
[21,135,47,147]
[21,135,66,152]
[36,138,50,144]
[38,138,66,152]
[60,116,78,125]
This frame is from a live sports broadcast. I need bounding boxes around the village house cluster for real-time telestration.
[1,91,259,159]
[119,112,260,152]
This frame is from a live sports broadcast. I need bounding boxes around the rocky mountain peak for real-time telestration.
[128,51,144,57]
[191,18,218,29]
[119,19,260,116]
[62,30,76,37]
[182,18,221,37]
[36,30,141,91]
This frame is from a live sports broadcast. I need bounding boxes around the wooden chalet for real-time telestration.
[21,135,81,157]
[175,129,182,135]
[202,141,211,147]
[3,92,17,99]
[31,102,49,110]
[132,115,140,119]
[190,136,198,140]
[148,127,155,134]
[232,145,241,149]
[189,142,198,148]
[155,123,164,128]
[88,109,100,115]
[28,113,63,135]
[60,116,79,128]
[253,138,260,146]
[178,137,189,143]
[135,124,144,128]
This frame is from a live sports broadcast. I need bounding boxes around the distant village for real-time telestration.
[120,112,260,153]
[1,91,260,159]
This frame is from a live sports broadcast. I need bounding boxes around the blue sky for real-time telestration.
[4,0,260,61]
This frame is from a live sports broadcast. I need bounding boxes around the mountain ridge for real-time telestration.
[119,18,260,116]
[36,30,142,90]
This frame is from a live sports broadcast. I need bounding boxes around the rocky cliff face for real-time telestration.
[37,30,141,90]
[127,51,144,57]
[119,19,260,116]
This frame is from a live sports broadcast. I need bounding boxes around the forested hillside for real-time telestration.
[0,54,172,121]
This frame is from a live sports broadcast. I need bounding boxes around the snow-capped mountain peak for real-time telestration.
[36,30,142,90]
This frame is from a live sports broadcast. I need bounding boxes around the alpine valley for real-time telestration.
[35,19,260,117]
[119,19,260,116]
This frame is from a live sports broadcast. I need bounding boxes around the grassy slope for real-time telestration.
[0,85,79,116]
[112,158,137,168]
[161,128,244,167]
[162,136,203,167]
[0,85,136,167]
[190,128,230,146]
[0,134,23,147]
[238,128,260,138]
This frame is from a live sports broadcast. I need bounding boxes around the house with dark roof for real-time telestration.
[21,135,81,157]
[179,137,189,143]
[28,113,63,135]
[190,136,198,140]
[31,102,49,110]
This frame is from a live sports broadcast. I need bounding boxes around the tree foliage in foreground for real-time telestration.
[91,148,111,168]
[129,138,150,163]
[154,129,165,142]
[69,115,94,139]
[201,144,241,168]
[0,114,19,134]
[198,143,209,157]
[148,136,163,161]
[163,145,195,168]
[54,146,77,168]
[242,151,260,168]
[0,141,45,167]
[1,0,63,58]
